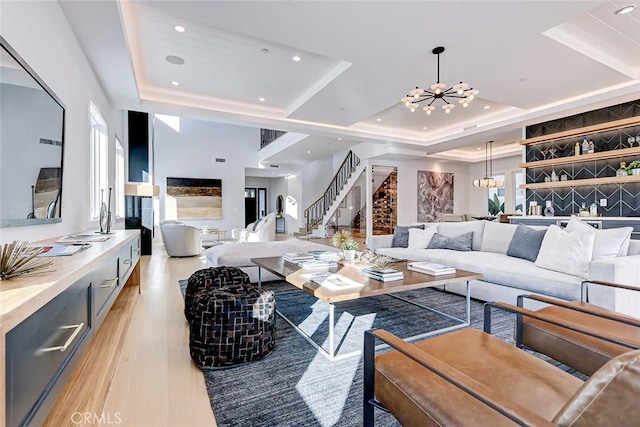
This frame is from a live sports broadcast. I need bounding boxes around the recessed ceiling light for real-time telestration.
[171,81,179,86]
[284,160,288,163]
[422,126,428,130]
[476,147,482,151]
[307,150,311,154]
[615,5,635,15]
[337,137,342,140]
[376,118,382,122]
[483,105,491,110]
[292,55,301,62]
[258,97,265,102]
[166,55,185,65]
[174,25,186,33]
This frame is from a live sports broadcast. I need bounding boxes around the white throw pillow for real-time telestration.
[565,217,633,259]
[535,225,595,279]
[408,226,437,249]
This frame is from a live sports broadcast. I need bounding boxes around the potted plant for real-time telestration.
[333,230,358,260]
[627,160,640,176]
[342,241,359,261]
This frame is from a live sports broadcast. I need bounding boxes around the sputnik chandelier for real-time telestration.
[401,46,478,115]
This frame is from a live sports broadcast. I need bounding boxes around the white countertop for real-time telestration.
[509,216,639,221]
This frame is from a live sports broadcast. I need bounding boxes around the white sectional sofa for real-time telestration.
[367,220,640,316]
[204,239,340,283]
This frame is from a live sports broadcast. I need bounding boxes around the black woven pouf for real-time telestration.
[189,284,276,368]
[184,266,250,322]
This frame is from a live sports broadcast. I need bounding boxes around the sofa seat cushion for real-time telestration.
[375,248,583,300]
[375,329,582,427]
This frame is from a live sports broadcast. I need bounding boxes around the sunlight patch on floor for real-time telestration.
[297,299,329,336]
[295,312,376,427]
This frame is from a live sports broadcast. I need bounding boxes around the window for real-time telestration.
[115,137,125,218]
[513,171,525,213]
[89,102,108,219]
[488,174,505,215]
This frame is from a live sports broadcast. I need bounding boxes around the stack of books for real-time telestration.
[360,267,404,282]
[308,250,341,262]
[298,259,338,270]
[407,262,456,276]
[283,252,315,263]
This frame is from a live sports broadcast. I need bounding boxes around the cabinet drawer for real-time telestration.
[6,275,91,427]
[119,237,140,283]
[93,255,119,321]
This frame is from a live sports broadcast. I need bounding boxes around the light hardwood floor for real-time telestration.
[100,234,353,427]
[100,241,216,427]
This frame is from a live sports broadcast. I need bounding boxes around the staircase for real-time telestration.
[297,151,362,238]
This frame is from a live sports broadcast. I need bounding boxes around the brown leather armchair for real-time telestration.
[364,303,640,426]
[516,280,640,376]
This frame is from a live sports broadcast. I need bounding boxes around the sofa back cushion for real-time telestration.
[629,240,640,256]
[565,217,633,259]
[480,222,518,254]
[436,221,485,251]
[408,226,438,249]
[392,224,425,248]
[506,224,547,262]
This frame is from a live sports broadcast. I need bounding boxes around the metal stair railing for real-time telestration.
[303,151,361,234]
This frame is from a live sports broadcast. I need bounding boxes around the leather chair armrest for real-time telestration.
[518,294,640,328]
[364,329,554,427]
[484,302,639,350]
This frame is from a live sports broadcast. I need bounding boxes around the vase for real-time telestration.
[632,168,640,176]
[343,249,356,261]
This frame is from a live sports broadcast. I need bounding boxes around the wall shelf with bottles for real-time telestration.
[522,100,640,217]
[519,116,640,146]
[519,146,640,169]
[520,174,640,190]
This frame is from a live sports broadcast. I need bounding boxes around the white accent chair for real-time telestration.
[160,222,202,257]
[231,213,277,242]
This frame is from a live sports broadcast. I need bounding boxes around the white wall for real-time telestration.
[300,156,334,209]
[0,1,123,243]
[153,117,260,232]
[467,155,523,215]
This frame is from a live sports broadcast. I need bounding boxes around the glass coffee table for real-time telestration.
[251,256,482,360]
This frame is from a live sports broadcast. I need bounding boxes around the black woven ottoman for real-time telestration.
[189,283,276,368]
[184,266,250,322]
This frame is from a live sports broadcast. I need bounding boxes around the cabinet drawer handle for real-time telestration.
[123,258,132,265]
[100,278,118,288]
[39,323,85,353]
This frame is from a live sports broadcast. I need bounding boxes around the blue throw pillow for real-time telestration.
[426,232,473,251]
[506,224,547,262]
[391,224,426,248]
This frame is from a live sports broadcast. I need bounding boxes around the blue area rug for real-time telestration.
[180,280,524,426]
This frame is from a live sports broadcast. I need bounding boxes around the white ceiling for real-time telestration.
[59,0,640,166]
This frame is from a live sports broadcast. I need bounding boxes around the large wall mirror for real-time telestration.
[0,36,65,227]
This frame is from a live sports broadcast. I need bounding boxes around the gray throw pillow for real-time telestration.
[426,232,473,251]
[506,224,547,262]
[391,224,426,248]
[252,218,263,231]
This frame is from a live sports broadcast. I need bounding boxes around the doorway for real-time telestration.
[244,187,267,226]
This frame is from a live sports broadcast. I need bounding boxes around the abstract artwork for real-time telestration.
[417,171,454,222]
[166,177,222,219]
